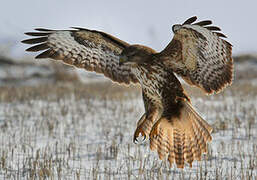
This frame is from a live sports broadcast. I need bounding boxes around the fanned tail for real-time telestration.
[149,100,212,168]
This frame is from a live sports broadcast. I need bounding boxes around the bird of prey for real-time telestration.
[22,16,233,168]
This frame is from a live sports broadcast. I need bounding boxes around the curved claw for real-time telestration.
[133,128,147,144]
[133,113,156,143]
[149,119,161,140]
[133,135,138,143]
[133,134,146,144]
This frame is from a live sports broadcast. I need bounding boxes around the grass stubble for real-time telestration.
[0,61,256,179]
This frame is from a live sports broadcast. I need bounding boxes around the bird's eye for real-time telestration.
[127,51,136,57]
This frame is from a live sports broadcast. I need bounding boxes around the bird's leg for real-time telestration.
[133,114,147,142]
[133,107,159,143]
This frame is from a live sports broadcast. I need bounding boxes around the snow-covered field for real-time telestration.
[0,59,256,179]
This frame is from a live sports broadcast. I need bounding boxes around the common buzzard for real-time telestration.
[22,16,233,168]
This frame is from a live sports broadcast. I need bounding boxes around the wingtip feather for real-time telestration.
[24,32,51,37]
[194,20,212,26]
[215,32,227,38]
[34,28,54,32]
[25,43,49,52]
[21,37,48,44]
[206,26,221,31]
[182,16,197,25]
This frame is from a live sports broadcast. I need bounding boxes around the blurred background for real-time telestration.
[0,0,257,86]
[0,1,256,179]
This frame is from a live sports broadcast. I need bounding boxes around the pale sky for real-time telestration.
[1,0,257,56]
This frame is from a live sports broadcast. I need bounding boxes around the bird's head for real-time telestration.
[119,45,156,66]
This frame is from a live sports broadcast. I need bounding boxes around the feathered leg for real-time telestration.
[133,107,160,142]
[133,92,161,142]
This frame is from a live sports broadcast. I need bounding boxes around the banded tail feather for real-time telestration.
[149,100,212,168]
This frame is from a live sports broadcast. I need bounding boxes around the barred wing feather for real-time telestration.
[22,28,138,85]
[159,16,233,94]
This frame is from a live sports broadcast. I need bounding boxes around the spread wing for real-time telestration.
[158,16,233,94]
[22,27,138,85]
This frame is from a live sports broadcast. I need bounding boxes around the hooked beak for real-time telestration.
[119,55,128,66]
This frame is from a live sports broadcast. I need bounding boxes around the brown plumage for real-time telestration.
[161,16,233,94]
[22,16,233,168]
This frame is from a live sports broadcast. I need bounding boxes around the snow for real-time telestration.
[0,80,256,179]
